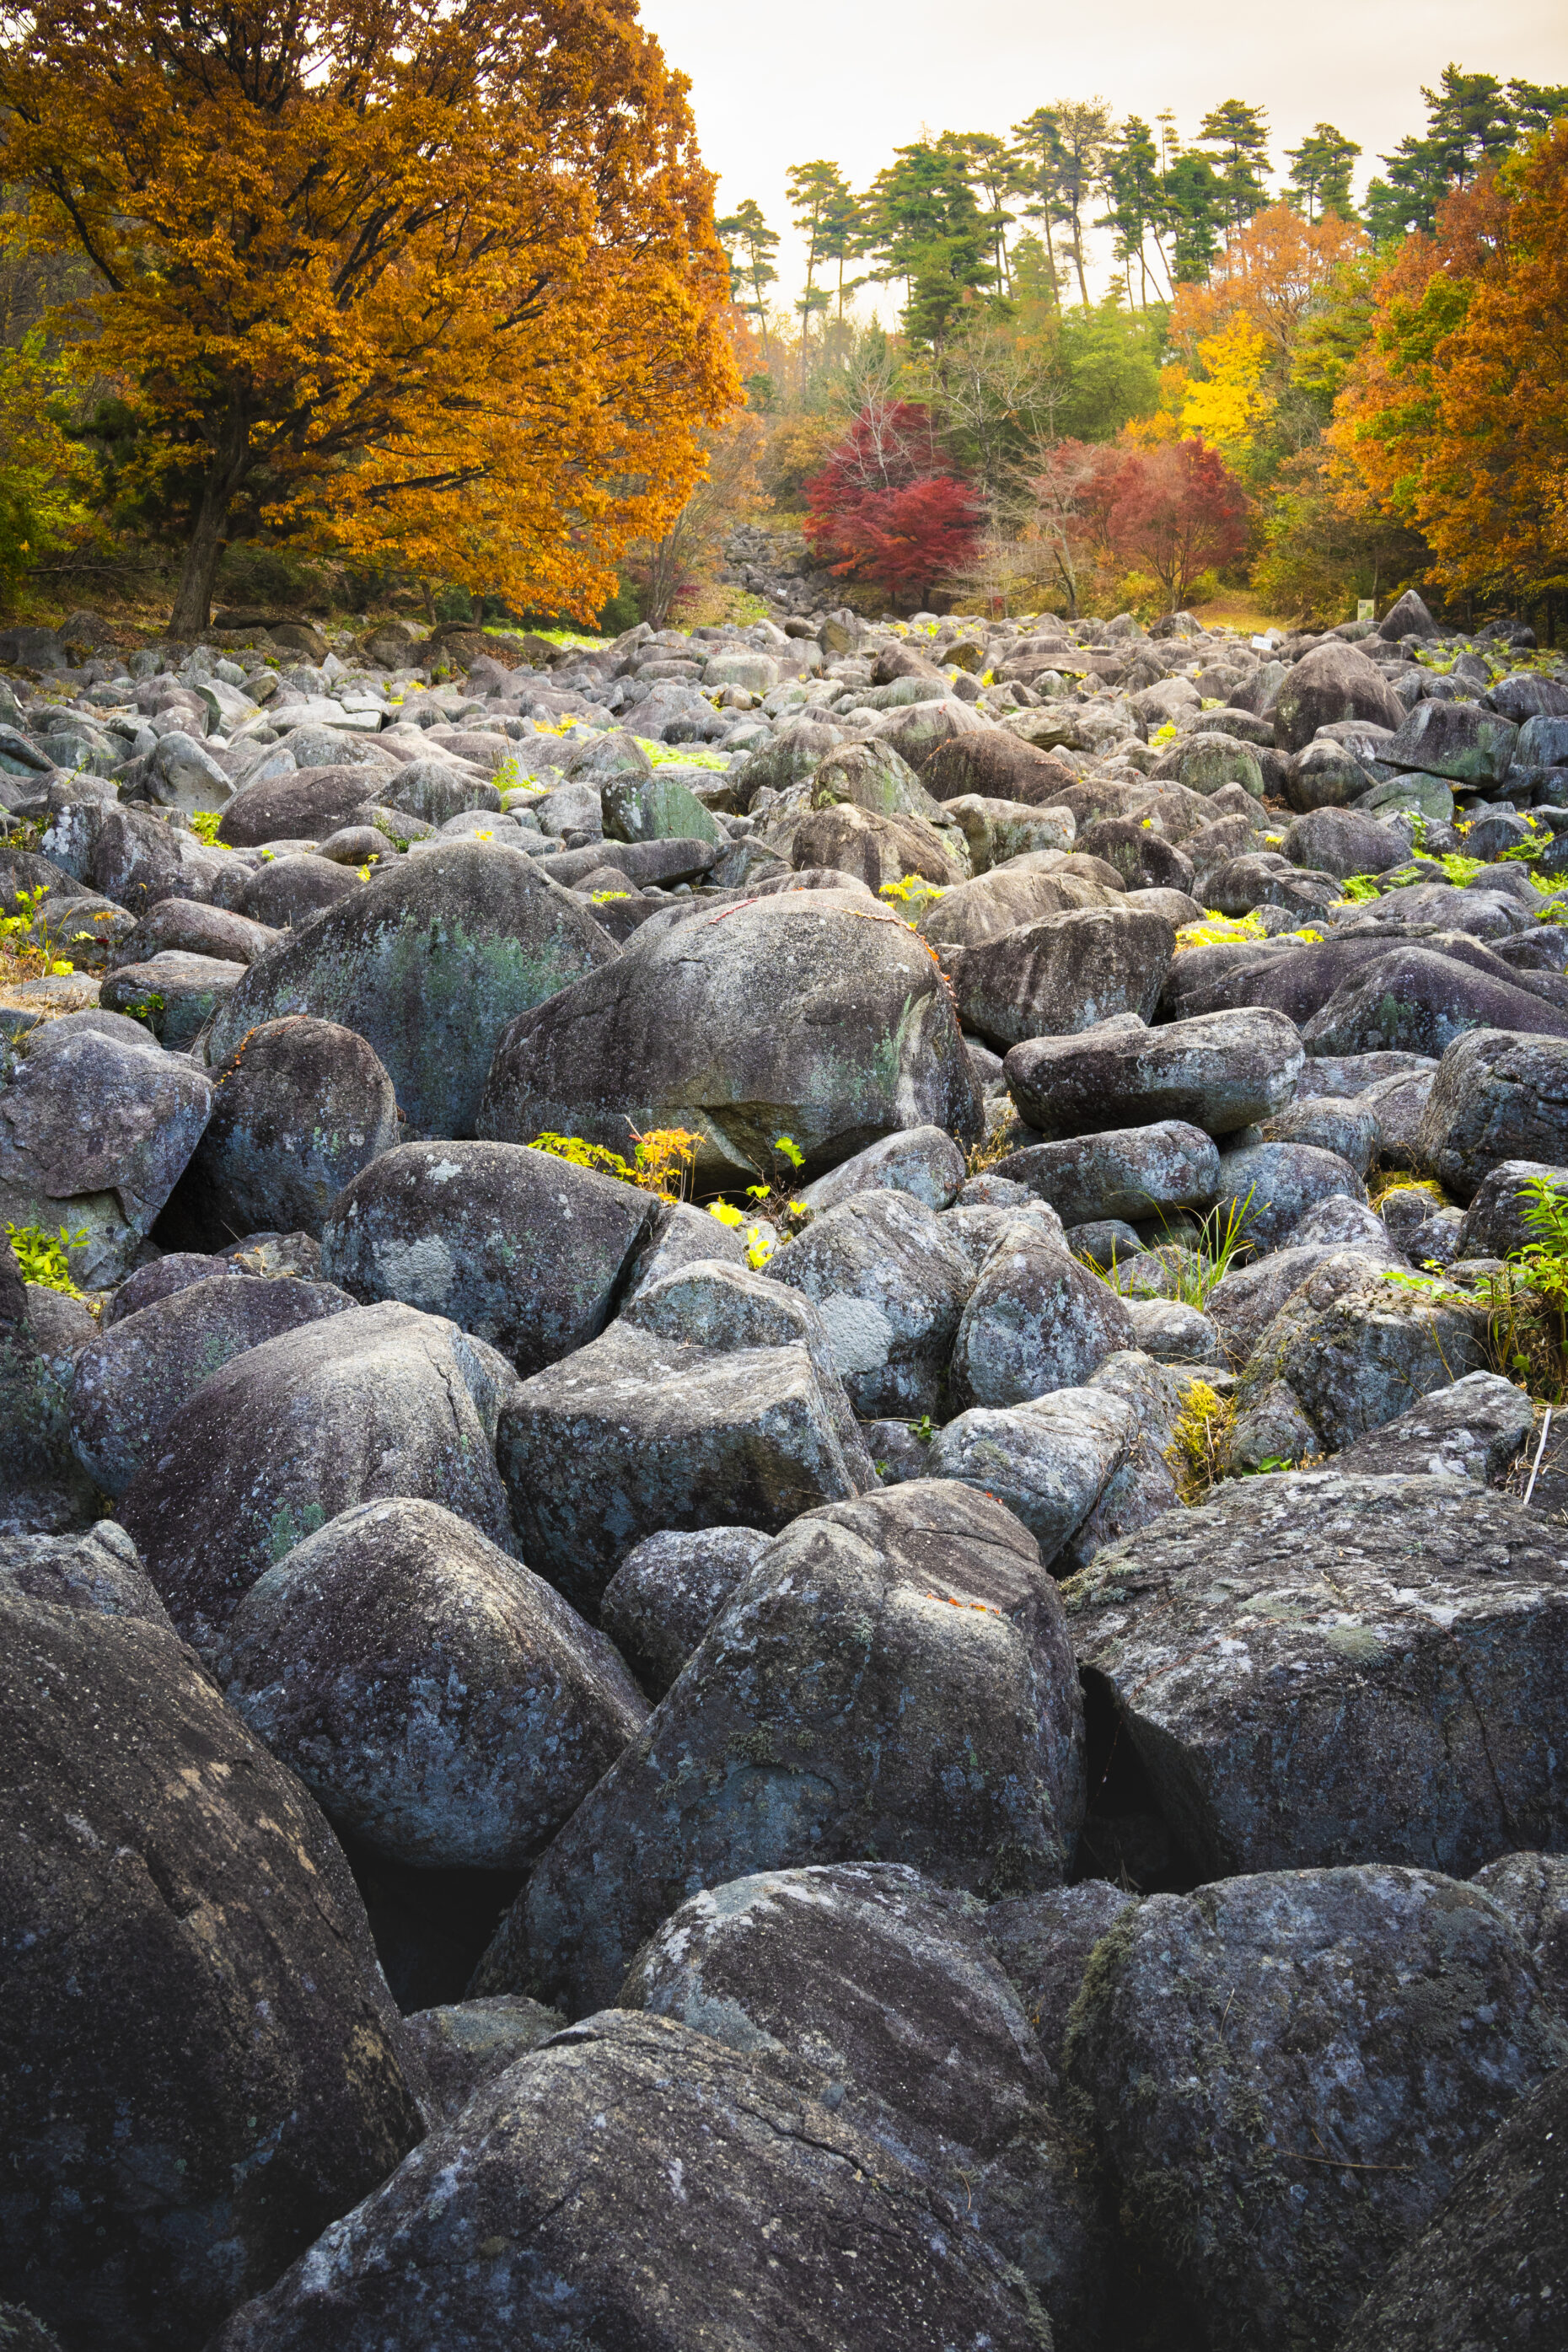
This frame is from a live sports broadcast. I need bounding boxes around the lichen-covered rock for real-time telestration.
[995,1119,1220,1225]
[950,1222,1133,1408]
[1214,1139,1369,1254]
[479,1484,1086,2016]
[919,862,1118,953]
[100,951,243,1050]
[67,1272,353,1498]
[1333,2060,1568,2352]
[320,1140,655,1375]
[217,1498,645,1871]
[1259,1091,1380,1175]
[599,1525,773,1698]
[1064,1472,1568,1877]
[496,1315,869,1618]
[949,904,1175,1050]
[1236,1255,1490,1453]
[926,1387,1136,1565]
[207,2009,1048,2352]
[399,1995,565,2123]
[0,1598,426,2350]
[158,1018,399,1249]
[1470,1850,1568,2016]
[0,1520,172,1630]
[201,843,617,1141]
[1328,1368,1535,1483]
[478,887,982,1189]
[1064,1866,1568,2352]
[1418,1029,1568,1202]
[1301,945,1568,1060]
[766,1189,975,1417]
[1453,1153,1568,1259]
[1271,638,1407,752]
[1006,1007,1303,1141]
[0,1013,212,1286]
[620,1862,1107,2343]
[983,1881,1141,2075]
[797,1123,966,1215]
[1205,1238,1399,1363]
[121,1302,518,1653]
[1123,1297,1219,1361]
[0,1249,99,1534]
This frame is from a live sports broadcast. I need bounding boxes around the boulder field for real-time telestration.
[3,591,1568,2351]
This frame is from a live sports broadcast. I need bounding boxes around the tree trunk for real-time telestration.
[169,414,250,637]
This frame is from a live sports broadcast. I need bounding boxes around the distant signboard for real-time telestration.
[1357,599,1376,623]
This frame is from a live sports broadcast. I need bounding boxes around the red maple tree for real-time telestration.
[1107,438,1249,607]
[803,396,985,604]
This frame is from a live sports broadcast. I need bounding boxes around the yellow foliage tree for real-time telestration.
[1179,314,1275,458]
[0,333,99,606]
[0,0,740,633]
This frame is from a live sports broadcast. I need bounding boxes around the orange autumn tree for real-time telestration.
[1331,123,1568,610]
[0,0,740,633]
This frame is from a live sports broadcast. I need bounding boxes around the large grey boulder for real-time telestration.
[1377,587,1439,639]
[1419,1028,1568,1201]
[1472,1850,1568,2016]
[1006,1009,1304,1141]
[0,1014,212,1286]
[1271,641,1406,753]
[919,863,1120,953]
[0,1520,173,1630]
[1301,944,1568,1059]
[320,1140,656,1374]
[479,1484,1086,2016]
[217,1498,646,1871]
[1066,1866,1568,2352]
[620,1863,1105,2343]
[106,898,280,971]
[207,2009,1048,2352]
[477,888,982,1188]
[0,1250,99,1534]
[1064,1471,1568,1877]
[1206,1237,1399,1363]
[1334,2060,1568,2352]
[1329,1368,1535,1483]
[1213,1138,1368,1254]
[789,802,965,891]
[216,763,394,846]
[0,1598,426,2350]
[599,1524,773,1698]
[495,1299,872,1618]
[68,1273,354,1498]
[1235,1253,1490,1452]
[766,1189,975,1416]
[1453,1154,1568,1258]
[201,844,617,1140]
[995,1120,1220,1225]
[1281,805,1406,878]
[927,1386,1138,1564]
[950,1222,1134,1409]
[120,1302,518,1653]
[1383,698,1519,785]
[796,1123,966,1215]
[949,903,1175,1050]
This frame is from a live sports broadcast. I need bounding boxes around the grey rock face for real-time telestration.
[160,1018,399,1249]
[100,951,242,1050]
[400,1995,565,2123]
[1419,1029,1568,1202]
[477,888,982,1188]
[984,1881,1141,2075]
[0,1250,99,1534]
[107,898,280,970]
[599,1524,773,1698]
[994,1119,1221,1225]
[950,1223,1135,1409]
[0,1598,426,2351]
[950,904,1175,1050]
[1206,1238,1398,1364]
[0,1520,173,1630]
[1472,1850,1568,2016]
[1334,2060,1568,2352]
[1453,1152,1568,1258]
[1065,1866,1568,2352]
[1065,1471,1568,1877]
[1384,698,1519,784]
[121,1301,518,1653]
[920,863,1118,953]
[1259,1092,1380,1175]
[320,1140,655,1374]
[207,2009,1048,2352]
[68,1272,354,1497]
[796,1122,966,1214]
[1302,944,1568,1059]
[1123,1297,1219,1361]
[203,843,617,1140]
[1329,1369,1535,1483]
[1271,640,1407,753]
[234,854,362,928]
[926,1386,1136,1564]
[766,1190,975,1417]
[1281,804,1405,878]
[1006,1007,1303,1141]
[1215,1138,1369,1254]
[1236,1254,1490,1453]
[481,1484,1086,2016]
[496,1315,869,1618]
[217,1498,645,1871]
[0,1015,212,1286]
[620,1862,1105,2343]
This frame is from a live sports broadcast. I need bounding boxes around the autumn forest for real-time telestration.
[0,7,1564,640]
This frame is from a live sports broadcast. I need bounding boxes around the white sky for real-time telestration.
[637,0,1568,316]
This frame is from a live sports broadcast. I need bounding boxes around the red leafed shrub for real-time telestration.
[803,397,985,604]
[1107,438,1249,607]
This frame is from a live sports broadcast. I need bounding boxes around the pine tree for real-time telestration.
[1362,67,1565,242]
[1163,152,1225,282]
[716,201,781,356]
[1098,116,1170,304]
[786,161,848,337]
[1198,99,1272,233]
[1283,126,1361,223]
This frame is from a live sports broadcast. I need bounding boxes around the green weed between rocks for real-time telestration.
[1488,1176,1568,1402]
[1164,1381,1236,1503]
[5,1220,86,1297]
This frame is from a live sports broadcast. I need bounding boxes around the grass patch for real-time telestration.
[1164,1381,1236,1502]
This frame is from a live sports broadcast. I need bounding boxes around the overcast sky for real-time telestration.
[637,0,1568,315]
